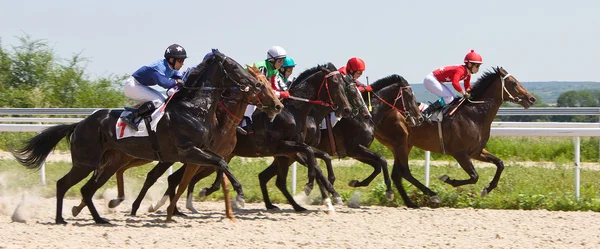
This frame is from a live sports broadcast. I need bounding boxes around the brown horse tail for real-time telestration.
[10,123,78,170]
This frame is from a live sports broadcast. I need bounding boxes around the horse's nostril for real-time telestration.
[530,96,537,103]
[275,105,283,111]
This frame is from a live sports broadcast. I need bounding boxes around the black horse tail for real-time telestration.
[11,123,78,170]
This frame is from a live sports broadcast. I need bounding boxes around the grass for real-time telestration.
[1,157,599,212]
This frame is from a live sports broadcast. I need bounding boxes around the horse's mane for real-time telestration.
[469,67,501,98]
[370,74,408,92]
[185,56,213,85]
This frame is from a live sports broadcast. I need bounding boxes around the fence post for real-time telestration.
[424,151,431,187]
[574,136,581,200]
[291,162,297,194]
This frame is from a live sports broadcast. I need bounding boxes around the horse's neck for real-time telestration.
[216,98,247,132]
[465,83,505,128]
[310,105,333,123]
[285,103,313,129]
[186,90,222,126]
[370,84,398,125]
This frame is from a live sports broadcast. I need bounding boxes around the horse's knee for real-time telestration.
[470,173,479,183]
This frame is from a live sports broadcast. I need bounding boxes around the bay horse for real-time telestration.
[150,63,359,213]
[304,74,422,200]
[376,67,536,207]
[11,50,272,224]
[69,64,282,221]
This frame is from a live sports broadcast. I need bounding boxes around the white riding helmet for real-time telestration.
[267,46,287,61]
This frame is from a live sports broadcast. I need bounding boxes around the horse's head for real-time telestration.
[496,67,536,109]
[470,67,537,109]
[317,63,352,118]
[341,74,372,120]
[246,64,284,118]
[197,49,265,93]
[370,74,423,127]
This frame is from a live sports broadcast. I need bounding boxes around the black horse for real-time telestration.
[11,50,270,224]
[147,63,361,213]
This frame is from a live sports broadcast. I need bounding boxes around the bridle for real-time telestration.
[372,84,414,117]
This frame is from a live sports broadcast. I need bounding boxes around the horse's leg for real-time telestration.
[310,147,343,205]
[390,158,418,208]
[439,154,479,188]
[80,162,123,224]
[109,159,148,209]
[274,157,310,212]
[147,164,184,214]
[131,161,175,216]
[56,165,94,224]
[347,145,394,200]
[185,165,212,213]
[167,148,241,221]
[471,149,504,197]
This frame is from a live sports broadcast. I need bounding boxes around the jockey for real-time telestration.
[238,46,289,135]
[338,57,372,93]
[276,57,296,90]
[421,49,483,118]
[121,44,187,130]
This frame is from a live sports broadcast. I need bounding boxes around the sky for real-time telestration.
[1,0,599,84]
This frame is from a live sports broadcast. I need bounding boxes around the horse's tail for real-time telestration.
[11,123,78,170]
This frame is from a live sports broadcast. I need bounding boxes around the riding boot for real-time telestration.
[237,117,252,135]
[421,100,444,122]
[122,101,156,131]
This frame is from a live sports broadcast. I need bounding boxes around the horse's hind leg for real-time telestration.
[439,154,479,188]
[56,165,94,224]
[347,145,394,201]
[131,161,174,216]
[471,149,504,197]
[80,163,123,224]
[392,146,440,204]
[109,159,149,209]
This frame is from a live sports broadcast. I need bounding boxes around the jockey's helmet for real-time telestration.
[267,46,287,61]
[464,50,483,64]
[346,57,366,72]
[282,57,296,68]
[164,44,188,59]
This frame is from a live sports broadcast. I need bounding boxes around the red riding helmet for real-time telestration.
[346,57,366,72]
[464,50,483,64]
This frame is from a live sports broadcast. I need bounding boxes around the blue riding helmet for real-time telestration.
[282,57,296,68]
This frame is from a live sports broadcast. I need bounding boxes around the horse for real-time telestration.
[68,64,282,221]
[149,63,360,213]
[303,74,422,200]
[375,67,537,207]
[10,50,274,224]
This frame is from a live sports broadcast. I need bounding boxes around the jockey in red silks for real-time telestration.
[421,49,483,118]
[320,57,369,130]
[338,57,372,93]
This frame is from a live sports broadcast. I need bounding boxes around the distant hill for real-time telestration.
[406,81,600,105]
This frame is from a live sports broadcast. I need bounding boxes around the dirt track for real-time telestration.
[1,196,600,249]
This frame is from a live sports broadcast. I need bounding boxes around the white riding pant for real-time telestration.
[123,76,166,107]
[319,112,342,130]
[423,73,454,104]
[240,104,257,127]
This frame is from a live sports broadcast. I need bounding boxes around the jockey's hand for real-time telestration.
[175,79,184,89]
[463,92,471,99]
[279,91,290,99]
[358,85,373,92]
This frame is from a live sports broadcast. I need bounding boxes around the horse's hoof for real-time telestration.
[187,206,199,214]
[333,196,344,206]
[199,189,208,198]
[348,180,359,187]
[481,188,489,197]
[266,205,280,211]
[293,206,308,212]
[173,210,187,216]
[303,185,313,196]
[406,202,420,209]
[95,217,111,224]
[234,195,246,209]
[71,206,81,217]
[147,205,156,213]
[108,199,123,209]
[56,218,67,225]
[430,195,441,204]
[385,190,395,201]
[438,174,450,182]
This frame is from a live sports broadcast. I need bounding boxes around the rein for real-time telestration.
[372,85,412,114]
[217,100,242,122]
[286,70,339,108]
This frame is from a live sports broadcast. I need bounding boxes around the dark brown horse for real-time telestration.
[10,50,277,224]
[69,64,281,221]
[375,67,536,207]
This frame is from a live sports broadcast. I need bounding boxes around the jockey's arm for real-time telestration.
[463,74,472,92]
[451,72,465,93]
[150,70,177,89]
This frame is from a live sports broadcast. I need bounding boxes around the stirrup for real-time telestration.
[236,126,248,135]
[121,115,139,131]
